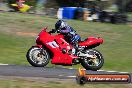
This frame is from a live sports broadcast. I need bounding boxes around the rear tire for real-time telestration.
[26,47,50,67]
[81,49,104,71]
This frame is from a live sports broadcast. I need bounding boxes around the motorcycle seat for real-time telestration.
[79,38,88,43]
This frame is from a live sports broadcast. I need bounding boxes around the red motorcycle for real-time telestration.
[26,27,104,70]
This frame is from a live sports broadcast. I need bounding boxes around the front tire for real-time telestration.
[26,47,50,67]
[81,49,104,71]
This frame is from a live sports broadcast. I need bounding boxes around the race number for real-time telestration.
[46,41,59,48]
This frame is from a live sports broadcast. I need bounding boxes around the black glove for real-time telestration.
[48,29,56,34]
[57,29,60,33]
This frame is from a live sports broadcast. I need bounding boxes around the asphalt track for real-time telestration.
[0,65,131,82]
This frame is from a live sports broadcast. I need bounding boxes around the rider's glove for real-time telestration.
[49,29,56,34]
[57,29,60,33]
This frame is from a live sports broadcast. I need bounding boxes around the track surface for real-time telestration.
[0,65,131,82]
[0,65,77,79]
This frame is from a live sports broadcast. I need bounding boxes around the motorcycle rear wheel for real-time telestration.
[26,47,50,67]
[81,49,104,71]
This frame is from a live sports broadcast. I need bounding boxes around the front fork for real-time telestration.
[34,44,42,48]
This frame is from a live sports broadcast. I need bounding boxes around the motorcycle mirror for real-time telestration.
[42,26,48,31]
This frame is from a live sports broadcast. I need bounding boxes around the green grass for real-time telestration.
[0,33,32,65]
[0,78,131,88]
[0,12,132,88]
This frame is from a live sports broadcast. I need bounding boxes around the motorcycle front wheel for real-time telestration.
[26,47,50,67]
[81,49,104,71]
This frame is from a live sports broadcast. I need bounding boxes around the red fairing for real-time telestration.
[36,28,78,65]
[79,37,103,46]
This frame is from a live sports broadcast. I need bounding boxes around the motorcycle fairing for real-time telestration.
[79,37,103,46]
[36,29,78,65]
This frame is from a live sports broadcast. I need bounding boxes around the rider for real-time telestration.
[49,20,81,53]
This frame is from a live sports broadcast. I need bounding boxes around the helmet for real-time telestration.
[55,20,67,30]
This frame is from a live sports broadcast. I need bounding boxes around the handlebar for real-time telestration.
[48,29,56,34]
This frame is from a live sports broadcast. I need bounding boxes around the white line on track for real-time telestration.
[58,75,64,76]
[67,68,129,73]
[98,70,129,73]
[59,75,76,78]
[69,68,75,69]
[0,63,129,74]
[67,76,76,78]
[0,63,9,65]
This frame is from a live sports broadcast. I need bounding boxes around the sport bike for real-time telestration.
[26,27,104,70]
